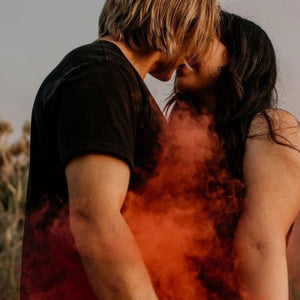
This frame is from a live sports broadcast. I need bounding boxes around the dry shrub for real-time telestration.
[0,119,30,300]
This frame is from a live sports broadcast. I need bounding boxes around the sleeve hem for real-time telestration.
[60,143,134,172]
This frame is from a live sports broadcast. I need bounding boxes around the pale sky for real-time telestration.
[0,0,299,142]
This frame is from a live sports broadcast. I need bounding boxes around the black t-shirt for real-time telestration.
[21,40,166,299]
[25,40,166,211]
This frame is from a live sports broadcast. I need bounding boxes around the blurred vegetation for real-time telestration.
[0,119,30,300]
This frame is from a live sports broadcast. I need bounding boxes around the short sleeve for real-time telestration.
[56,63,139,170]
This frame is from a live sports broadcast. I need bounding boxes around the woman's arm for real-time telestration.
[233,109,300,300]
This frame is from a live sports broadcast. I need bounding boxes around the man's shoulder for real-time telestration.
[36,41,143,108]
[59,41,145,99]
[61,40,138,78]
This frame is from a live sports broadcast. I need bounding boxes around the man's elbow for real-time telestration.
[69,205,118,257]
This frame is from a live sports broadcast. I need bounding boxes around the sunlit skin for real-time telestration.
[100,36,184,81]
[149,52,185,82]
[174,39,300,300]
[175,39,229,108]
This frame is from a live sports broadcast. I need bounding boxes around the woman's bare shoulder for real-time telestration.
[244,108,300,187]
[248,108,300,147]
[242,109,300,234]
[239,109,300,239]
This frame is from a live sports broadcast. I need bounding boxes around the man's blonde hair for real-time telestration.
[98,0,219,60]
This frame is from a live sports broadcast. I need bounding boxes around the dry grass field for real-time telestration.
[0,119,30,300]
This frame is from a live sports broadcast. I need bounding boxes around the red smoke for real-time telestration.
[123,103,245,299]
[21,200,98,300]
[21,103,245,299]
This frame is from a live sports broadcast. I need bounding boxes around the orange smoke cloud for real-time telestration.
[123,102,245,299]
[21,200,98,300]
[22,103,245,299]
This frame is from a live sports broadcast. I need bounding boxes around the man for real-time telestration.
[21,0,218,299]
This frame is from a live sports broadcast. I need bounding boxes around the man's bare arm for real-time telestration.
[65,154,158,300]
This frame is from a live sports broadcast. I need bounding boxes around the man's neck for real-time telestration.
[99,36,161,80]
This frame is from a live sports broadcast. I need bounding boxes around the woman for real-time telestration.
[167,11,300,300]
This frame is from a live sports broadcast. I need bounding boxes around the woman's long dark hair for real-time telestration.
[166,11,298,179]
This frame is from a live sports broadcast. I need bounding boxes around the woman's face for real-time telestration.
[175,39,229,97]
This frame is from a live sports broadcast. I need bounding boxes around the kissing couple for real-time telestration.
[21,0,300,299]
